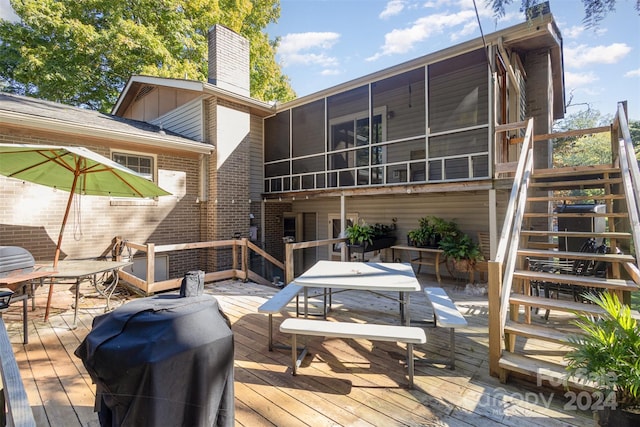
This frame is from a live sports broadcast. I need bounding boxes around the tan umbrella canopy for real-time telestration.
[0,143,171,317]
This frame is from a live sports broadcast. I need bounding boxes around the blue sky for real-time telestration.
[1,0,638,120]
[267,0,640,120]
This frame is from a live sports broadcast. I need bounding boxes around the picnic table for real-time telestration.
[293,260,421,325]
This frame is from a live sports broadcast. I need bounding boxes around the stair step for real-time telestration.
[523,212,628,218]
[504,320,575,345]
[520,230,632,239]
[517,248,635,263]
[509,294,605,316]
[498,352,595,391]
[526,194,626,202]
[533,165,619,178]
[529,177,622,189]
[514,269,639,292]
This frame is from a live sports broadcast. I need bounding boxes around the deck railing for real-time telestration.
[0,319,36,427]
[487,117,535,377]
[114,237,285,294]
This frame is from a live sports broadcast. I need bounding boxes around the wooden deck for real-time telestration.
[2,273,595,426]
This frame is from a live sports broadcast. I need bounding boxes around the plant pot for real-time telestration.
[453,259,474,273]
[596,407,640,427]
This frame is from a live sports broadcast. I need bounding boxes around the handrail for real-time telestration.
[0,319,36,427]
[488,117,534,376]
[614,102,640,267]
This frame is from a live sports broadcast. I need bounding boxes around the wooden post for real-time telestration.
[241,238,249,281]
[232,240,238,274]
[146,243,155,288]
[488,259,504,379]
[285,243,294,284]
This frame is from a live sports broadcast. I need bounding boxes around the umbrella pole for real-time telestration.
[45,172,79,322]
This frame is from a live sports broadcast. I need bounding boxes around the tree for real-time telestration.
[487,0,640,27]
[552,109,613,168]
[0,0,295,112]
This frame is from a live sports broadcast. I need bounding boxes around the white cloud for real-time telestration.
[367,9,477,61]
[562,25,585,39]
[380,0,406,19]
[0,0,19,22]
[564,43,632,68]
[565,71,598,88]
[320,69,341,76]
[625,68,640,78]
[278,32,340,67]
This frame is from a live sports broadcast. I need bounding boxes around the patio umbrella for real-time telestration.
[0,143,171,317]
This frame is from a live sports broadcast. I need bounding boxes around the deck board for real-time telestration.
[2,274,595,426]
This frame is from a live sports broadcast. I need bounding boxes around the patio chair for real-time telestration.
[527,238,609,320]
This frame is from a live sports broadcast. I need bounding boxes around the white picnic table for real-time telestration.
[293,260,421,325]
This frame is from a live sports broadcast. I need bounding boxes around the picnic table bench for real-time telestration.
[279,318,426,388]
[258,282,302,351]
[419,287,468,369]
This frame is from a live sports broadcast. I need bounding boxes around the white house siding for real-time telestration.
[151,98,204,141]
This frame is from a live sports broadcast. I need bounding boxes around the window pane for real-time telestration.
[330,121,354,150]
[472,155,489,178]
[265,161,289,178]
[112,152,154,180]
[428,128,488,157]
[327,85,368,123]
[429,160,442,180]
[429,49,488,133]
[292,99,325,157]
[444,158,469,180]
[371,167,384,184]
[356,117,369,146]
[292,155,324,174]
[264,111,290,161]
[372,67,426,141]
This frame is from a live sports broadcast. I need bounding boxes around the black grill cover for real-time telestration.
[75,294,234,427]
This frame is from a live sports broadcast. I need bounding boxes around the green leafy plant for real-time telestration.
[438,232,483,271]
[565,291,640,414]
[345,221,376,246]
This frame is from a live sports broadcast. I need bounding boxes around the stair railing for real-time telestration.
[488,117,534,376]
[614,102,640,268]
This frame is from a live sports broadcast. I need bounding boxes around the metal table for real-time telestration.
[294,260,421,325]
[42,260,132,328]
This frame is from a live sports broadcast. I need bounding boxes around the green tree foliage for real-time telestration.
[553,109,612,167]
[487,0,640,27]
[0,0,295,112]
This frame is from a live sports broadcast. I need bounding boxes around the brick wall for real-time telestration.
[207,25,250,97]
[0,130,203,277]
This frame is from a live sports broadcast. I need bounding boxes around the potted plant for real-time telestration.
[346,221,376,246]
[565,291,640,426]
[408,217,436,247]
[438,232,483,273]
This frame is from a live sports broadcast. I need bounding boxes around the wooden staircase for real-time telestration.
[496,163,639,388]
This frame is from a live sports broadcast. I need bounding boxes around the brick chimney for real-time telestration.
[207,25,250,97]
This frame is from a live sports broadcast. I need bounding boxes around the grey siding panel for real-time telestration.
[287,191,508,266]
[152,100,203,141]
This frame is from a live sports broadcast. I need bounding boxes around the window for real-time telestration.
[113,152,154,180]
[110,151,159,205]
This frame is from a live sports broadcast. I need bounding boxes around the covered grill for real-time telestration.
[75,293,235,427]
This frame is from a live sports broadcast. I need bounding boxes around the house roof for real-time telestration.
[111,75,276,118]
[0,93,214,154]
